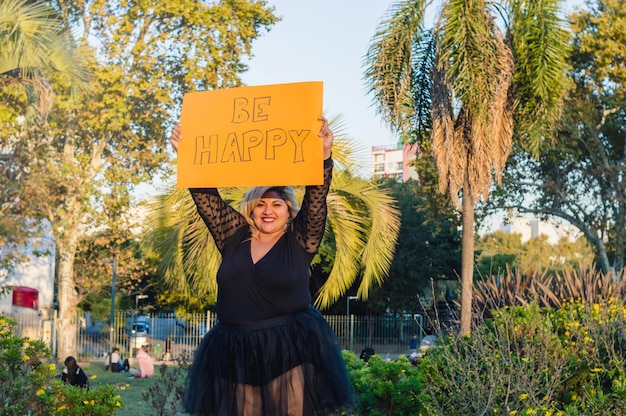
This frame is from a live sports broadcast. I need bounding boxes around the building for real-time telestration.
[0,223,55,317]
[371,144,419,182]
[497,214,581,245]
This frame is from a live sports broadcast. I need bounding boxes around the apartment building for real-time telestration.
[371,143,419,182]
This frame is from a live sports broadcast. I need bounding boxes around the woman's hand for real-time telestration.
[169,123,182,153]
[318,116,333,160]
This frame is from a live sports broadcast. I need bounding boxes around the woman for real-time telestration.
[128,345,154,378]
[170,117,354,416]
[61,356,89,388]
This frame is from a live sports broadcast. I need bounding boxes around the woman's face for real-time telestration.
[252,191,290,236]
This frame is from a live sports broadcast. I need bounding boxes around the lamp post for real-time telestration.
[104,257,117,350]
[346,296,358,317]
[346,296,358,352]
[135,294,148,313]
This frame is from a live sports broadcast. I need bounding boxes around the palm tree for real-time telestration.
[144,116,401,309]
[0,0,88,120]
[364,0,570,335]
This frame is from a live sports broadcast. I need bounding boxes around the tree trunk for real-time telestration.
[591,234,612,276]
[460,176,475,336]
[615,198,625,273]
[56,236,79,361]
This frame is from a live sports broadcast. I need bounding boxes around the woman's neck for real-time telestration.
[255,230,284,244]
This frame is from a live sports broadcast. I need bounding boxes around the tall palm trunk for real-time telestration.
[460,175,474,336]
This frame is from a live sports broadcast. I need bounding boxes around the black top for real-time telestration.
[61,366,89,388]
[190,158,333,324]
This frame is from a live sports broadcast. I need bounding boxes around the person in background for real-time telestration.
[61,356,89,388]
[106,347,123,372]
[128,345,154,378]
[170,117,355,416]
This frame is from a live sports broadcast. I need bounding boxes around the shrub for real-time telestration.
[419,303,570,415]
[419,298,626,415]
[141,352,190,416]
[0,315,122,415]
[344,350,425,416]
[549,298,626,415]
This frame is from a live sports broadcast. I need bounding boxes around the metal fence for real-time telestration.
[7,311,432,363]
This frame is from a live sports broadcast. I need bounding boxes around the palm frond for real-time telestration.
[355,185,401,299]
[409,29,436,145]
[314,172,401,309]
[322,114,369,175]
[363,0,428,132]
[0,0,89,119]
[508,0,571,154]
[437,0,500,120]
[489,33,514,183]
[431,60,455,197]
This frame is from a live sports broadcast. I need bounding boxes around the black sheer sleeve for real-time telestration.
[292,158,333,254]
[189,188,247,252]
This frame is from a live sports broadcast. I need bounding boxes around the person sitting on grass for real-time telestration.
[128,346,154,378]
[61,356,89,388]
[106,347,123,372]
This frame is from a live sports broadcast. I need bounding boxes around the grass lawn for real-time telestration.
[82,362,187,415]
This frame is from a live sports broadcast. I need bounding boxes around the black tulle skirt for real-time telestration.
[183,306,355,416]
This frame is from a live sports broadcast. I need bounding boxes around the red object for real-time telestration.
[12,286,39,309]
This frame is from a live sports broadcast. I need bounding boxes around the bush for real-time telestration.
[550,298,626,415]
[141,352,190,416]
[419,299,626,415]
[0,315,122,415]
[419,303,570,415]
[344,350,425,415]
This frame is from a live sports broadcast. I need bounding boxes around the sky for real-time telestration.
[240,0,584,154]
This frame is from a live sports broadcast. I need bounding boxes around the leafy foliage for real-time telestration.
[420,296,626,415]
[493,0,626,274]
[141,353,190,416]
[366,176,461,314]
[0,316,122,415]
[345,352,425,416]
[474,263,626,314]
[476,229,595,277]
[420,303,569,415]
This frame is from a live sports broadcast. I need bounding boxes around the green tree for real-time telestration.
[476,230,595,277]
[364,0,570,334]
[0,0,278,360]
[494,0,626,275]
[0,0,88,273]
[144,117,402,309]
[367,176,461,315]
[73,231,159,319]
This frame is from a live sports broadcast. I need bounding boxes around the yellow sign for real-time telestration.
[177,81,324,188]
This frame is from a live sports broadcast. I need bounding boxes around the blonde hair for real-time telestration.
[241,186,299,239]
